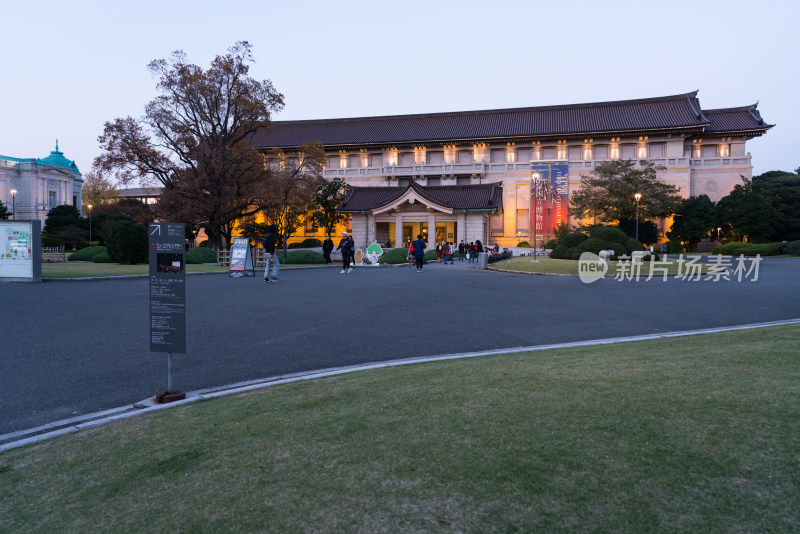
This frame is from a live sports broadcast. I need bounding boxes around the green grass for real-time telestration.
[2,325,799,532]
[495,255,709,276]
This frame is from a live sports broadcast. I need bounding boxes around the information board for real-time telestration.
[149,222,186,353]
[229,237,254,277]
[0,220,41,282]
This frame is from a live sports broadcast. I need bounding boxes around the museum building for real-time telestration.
[0,141,83,223]
[251,91,772,248]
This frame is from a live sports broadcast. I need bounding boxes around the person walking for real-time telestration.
[337,231,354,273]
[413,234,426,272]
[322,236,334,264]
[262,225,279,283]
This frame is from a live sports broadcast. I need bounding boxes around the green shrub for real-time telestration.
[545,239,558,249]
[567,247,581,260]
[590,226,629,244]
[562,231,589,249]
[783,240,800,255]
[577,237,627,259]
[41,233,60,247]
[624,238,645,254]
[423,249,438,262]
[379,248,411,264]
[68,246,108,262]
[91,251,112,263]
[279,250,325,264]
[711,242,781,256]
[664,240,684,254]
[106,220,148,264]
[299,238,322,247]
[549,244,568,259]
[186,247,218,264]
[517,241,531,248]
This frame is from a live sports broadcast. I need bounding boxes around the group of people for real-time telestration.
[438,239,484,263]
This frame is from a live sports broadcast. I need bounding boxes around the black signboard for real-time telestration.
[149,223,186,353]
[229,237,254,277]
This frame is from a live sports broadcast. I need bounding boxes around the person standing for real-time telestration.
[447,242,454,264]
[337,231,354,273]
[322,236,334,264]
[436,241,443,261]
[458,240,466,261]
[262,225,279,283]
[413,234,426,272]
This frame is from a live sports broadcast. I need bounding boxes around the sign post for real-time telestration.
[148,222,187,403]
[229,237,254,277]
[0,220,41,282]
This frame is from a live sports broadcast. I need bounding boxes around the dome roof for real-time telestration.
[36,140,80,173]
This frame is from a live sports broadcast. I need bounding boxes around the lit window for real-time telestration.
[556,145,567,160]
[583,145,593,160]
[516,209,529,232]
[637,144,647,159]
[719,144,730,157]
[49,191,56,207]
[609,144,620,160]
[693,144,702,159]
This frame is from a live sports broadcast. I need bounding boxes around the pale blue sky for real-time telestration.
[1,0,796,178]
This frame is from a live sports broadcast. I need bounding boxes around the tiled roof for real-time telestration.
[338,181,503,212]
[252,92,770,149]
[703,105,773,133]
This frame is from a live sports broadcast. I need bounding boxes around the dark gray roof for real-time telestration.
[703,105,773,133]
[338,181,503,213]
[252,92,772,149]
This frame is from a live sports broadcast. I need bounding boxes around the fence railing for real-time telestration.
[41,246,67,262]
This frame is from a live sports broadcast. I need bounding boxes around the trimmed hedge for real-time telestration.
[589,226,629,244]
[664,240,684,254]
[517,241,531,248]
[68,246,108,262]
[379,248,411,264]
[186,247,218,264]
[91,251,112,263]
[106,220,148,264]
[544,239,557,249]
[279,250,325,264]
[711,242,781,256]
[783,240,800,255]
[562,232,589,248]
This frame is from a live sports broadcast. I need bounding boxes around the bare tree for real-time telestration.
[95,41,284,249]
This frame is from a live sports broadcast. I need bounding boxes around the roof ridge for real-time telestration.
[269,92,701,126]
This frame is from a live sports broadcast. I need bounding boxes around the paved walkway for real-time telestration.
[1,257,798,439]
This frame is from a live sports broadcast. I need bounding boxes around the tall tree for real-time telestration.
[81,171,119,211]
[569,159,682,225]
[717,177,782,242]
[666,195,717,251]
[253,142,325,257]
[311,176,348,238]
[95,41,284,249]
[751,170,800,240]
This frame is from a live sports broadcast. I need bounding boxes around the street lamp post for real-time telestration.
[531,172,540,262]
[717,227,721,242]
[634,193,642,241]
[10,189,17,220]
[87,204,93,245]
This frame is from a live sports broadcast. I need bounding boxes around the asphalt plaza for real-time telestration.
[1,257,799,437]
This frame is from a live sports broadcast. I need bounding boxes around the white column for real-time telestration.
[428,213,436,248]
[394,213,403,248]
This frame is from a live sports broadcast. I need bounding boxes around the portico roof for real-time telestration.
[338,180,503,214]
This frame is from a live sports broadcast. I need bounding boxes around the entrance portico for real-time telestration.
[338,180,503,249]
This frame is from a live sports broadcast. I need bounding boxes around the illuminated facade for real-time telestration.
[0,142,83,222]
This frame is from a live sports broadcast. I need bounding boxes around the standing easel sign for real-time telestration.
[149,222,187,402]
[229,237,254,277]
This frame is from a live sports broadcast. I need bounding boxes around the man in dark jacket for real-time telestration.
[262,226,279,283]
[337,231,354,273]
[322,236,334,264]
[413,234,426,272]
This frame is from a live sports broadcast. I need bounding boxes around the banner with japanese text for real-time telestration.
[530,163,569,244]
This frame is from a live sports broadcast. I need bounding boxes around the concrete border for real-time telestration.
[2,318,798,452]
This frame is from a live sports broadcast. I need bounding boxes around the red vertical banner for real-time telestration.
[532,164,569,244]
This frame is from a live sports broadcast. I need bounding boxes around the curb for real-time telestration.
[2,318,799,452]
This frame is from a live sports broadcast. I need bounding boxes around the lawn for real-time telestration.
[1,324,798,532]
[495,255,710,276]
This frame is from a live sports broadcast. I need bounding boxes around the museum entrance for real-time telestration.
[403,223,429,247]
[435,222,457,246]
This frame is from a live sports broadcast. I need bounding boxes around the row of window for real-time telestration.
[327,143,733,169]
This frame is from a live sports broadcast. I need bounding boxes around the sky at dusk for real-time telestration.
[1,0,797,181]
